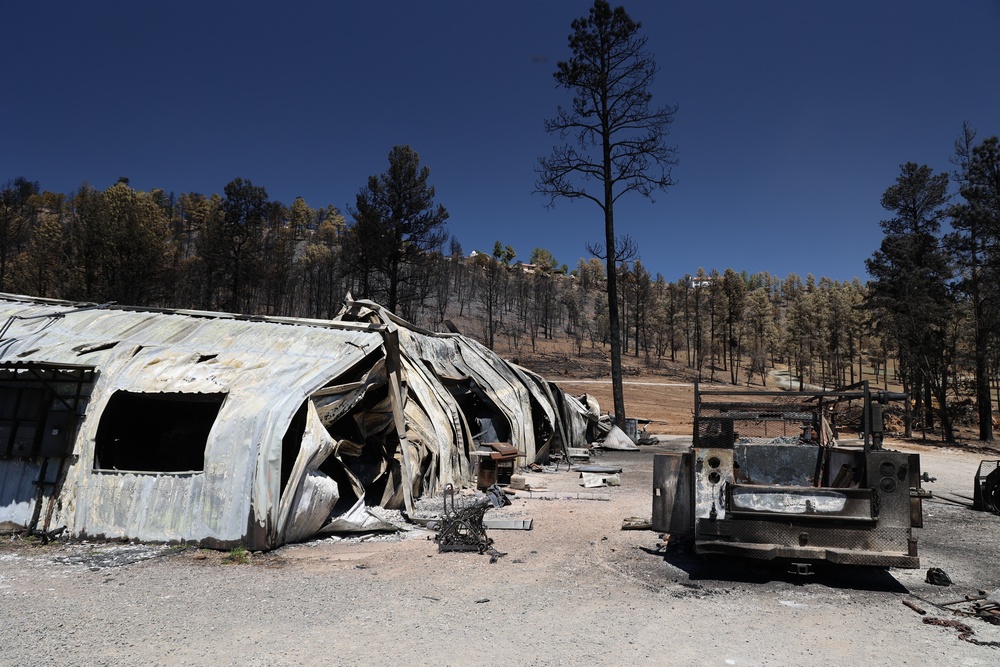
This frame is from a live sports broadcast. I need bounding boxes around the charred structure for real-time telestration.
[0,294,590,549]
[654,382,926,568]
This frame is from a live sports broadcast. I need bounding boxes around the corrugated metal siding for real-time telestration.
[399,329,535,458]
[0,296,384,548]
[0,459,42,528]
[401,355,466,491]
[339,299,591,465]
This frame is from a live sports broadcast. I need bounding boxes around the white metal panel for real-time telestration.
[0,459,42,528]
[0,296,385,548]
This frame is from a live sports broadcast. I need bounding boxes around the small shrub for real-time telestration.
[223,546,250,565]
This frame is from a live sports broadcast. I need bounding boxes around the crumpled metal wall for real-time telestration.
[275,401,342,544]
[0,295,386,549]
[334,299,590,492]
[0,293,591,549]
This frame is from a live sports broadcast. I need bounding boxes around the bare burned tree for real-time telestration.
[536,0,677,427]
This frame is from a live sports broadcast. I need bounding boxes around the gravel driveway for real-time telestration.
[2,439,998,666]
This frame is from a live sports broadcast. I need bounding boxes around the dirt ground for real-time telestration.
[524,342,1000,449]
[3,377,1000,666]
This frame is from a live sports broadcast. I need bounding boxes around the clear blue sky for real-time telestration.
[3,1,998,284]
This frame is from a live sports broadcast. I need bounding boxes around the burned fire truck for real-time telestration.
[653,381,927,568]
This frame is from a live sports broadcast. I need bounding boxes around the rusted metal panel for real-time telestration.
[686,382,922,568]
[652,452,692,535]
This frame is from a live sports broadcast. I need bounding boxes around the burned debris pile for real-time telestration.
[431,483,510,561]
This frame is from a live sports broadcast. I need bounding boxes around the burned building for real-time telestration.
[0,294,589,550]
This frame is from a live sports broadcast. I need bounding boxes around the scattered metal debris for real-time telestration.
[50,543,174,569]
[575,465,623,474]
[511,491,610,501]
[581,472,620,488]
[654,533,674,551]
[482,518,533,530]
[937,589,1000,626]
[927,567,953,586]
[621,516,652,530]
[922,617,1000,647]
[433,484,510,561]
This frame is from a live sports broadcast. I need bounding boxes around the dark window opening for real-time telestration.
[529,397,552,463]
[319,384,393,512]
[0,363,95,459]
[94,391,224,473]
[445,380,511,445]
[279,401,308,497]
[0,386,49,457]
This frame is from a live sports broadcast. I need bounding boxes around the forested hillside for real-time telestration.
[2,134,999,443]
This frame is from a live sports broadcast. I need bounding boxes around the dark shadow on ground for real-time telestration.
[642,541,909,593]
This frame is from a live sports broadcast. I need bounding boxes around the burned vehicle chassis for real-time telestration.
[688,381,924,568]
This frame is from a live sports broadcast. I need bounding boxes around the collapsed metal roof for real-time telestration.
[334,299,592,492]
[0,294,590,549]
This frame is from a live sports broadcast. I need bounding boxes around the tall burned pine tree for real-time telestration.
[537,0,678,426]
